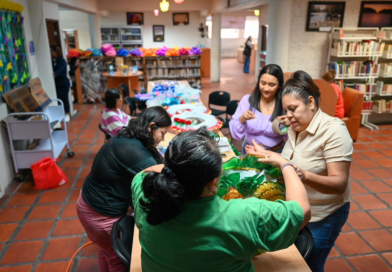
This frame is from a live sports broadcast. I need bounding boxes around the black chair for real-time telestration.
[111,216,135,268]
[133,89,139,95]
[294,226,314,261]
[125,97,141,117]
[98,124,111,142]
[217,100,239,137]
[208,91,231,116]
[119,84,130,112]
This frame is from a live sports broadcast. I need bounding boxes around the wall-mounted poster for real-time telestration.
[306,2,346,31]
[126,12,144,25]
[153,25,165,42]
[173,13,189,25]
[358,1,392,27]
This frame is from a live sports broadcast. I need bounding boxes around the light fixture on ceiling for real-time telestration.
[254,10,260,16]
[160,0,170,12]
[154,9,159,16]
[174,0,184,3]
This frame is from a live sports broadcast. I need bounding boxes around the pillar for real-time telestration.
[266,0,292,72]
[88,13,102,48]
[211,13,221,82]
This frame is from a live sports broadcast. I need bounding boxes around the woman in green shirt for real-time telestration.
[132,127,311,272]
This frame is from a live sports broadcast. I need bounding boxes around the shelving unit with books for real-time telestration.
[123,56,146,89]
[327,27,392,130]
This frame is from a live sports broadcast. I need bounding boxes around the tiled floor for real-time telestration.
[0,59,392,271]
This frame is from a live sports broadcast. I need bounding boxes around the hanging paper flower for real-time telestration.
[178,47,190,56]
[166,48,179,56]
[67,49,82,58]
[190,47,202,55]
[88,48,102,56]
[6,62,12,70]
[105,49,117,56]
[144,48,157,57]
[80,50,92,57]
[0,0,24,12]
[0,60,3,67]
[130,48,143,56]
[101,43,115,54]
[156,46,169,56]
[0,85,3,92]
[117,48,130,56]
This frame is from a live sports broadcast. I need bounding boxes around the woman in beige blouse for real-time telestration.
[246,70,353,272]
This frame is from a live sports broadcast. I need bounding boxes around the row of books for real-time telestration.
[380,63,392,77]
[146,68,201,77]
[373,99,392,113]
[333,41,385,56]
[146,59,200,68]
[328,61,380,78]
[354,83,377,96]
[363,101,374,113]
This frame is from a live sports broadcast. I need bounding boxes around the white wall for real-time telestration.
[101,11,202,48]
[98,0,211,12]
[60,10,92,49]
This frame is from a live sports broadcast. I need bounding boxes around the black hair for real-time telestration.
[50,45,62,56]
[140,127,222,225]
[117,106,171,162]
[105,88,121,109]
[249,64,284,121]
[282,70,321,108]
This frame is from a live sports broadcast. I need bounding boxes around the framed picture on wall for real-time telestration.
[173,13,189,25]
[358,1,392,27]
[126,12,144,25]
[153,25,165,42]
[306,2,346,31]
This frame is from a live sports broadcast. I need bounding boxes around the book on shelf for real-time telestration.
[328,61,380,78]
[355,83,376,96]
[332,41,384,56]
[363,101,374,113]
[380,63,392,76]
[373,100,387,113]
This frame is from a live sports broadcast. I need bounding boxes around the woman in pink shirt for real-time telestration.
[322,70,345,119]
[229,64,289,154]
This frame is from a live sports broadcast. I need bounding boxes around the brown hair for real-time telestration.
[321,69,336,82]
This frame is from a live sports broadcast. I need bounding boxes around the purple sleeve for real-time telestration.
[229,95,250,141]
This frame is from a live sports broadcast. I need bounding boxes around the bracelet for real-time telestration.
[281,163,295,171]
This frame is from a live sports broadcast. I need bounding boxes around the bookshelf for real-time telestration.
[327,27,392,130]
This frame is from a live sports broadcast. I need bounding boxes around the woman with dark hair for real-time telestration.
[322,69,345,119]
[247,70,353,272]
[132,127,311,272]
[230,64,290,154]
[51,45,71,121]
[243,36,253,73]
[77,106,171,272]
[101,88,130,137]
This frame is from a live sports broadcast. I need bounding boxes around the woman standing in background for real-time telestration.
[321,69,345,119]
[243,36,254,73]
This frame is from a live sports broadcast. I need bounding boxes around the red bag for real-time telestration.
[31,158,69,190]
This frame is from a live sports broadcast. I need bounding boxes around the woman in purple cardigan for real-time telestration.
[229,64,289,154]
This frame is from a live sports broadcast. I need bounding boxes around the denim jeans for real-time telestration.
[243,55,250,73]
[306,202,350,272]
[241,139,283,154]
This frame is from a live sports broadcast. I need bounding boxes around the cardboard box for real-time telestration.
[2,77,51,113]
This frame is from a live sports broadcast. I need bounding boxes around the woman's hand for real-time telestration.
[247,139,288,168]
[276,115,291,126]
[239,110,257,124]
[293,165,306,182]
[245,139,263,155]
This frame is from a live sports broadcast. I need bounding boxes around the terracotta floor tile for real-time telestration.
[367,143,386,149]
[348,254,392,272]
[370,210,392,227]
[384,179,392,187]
[352,152,366,160]
[380,149,392,157]
[74,138,94,145]
[74,179,85,189]
[352,194,388,210]
[360,130,380,136]
[367,168,392,179]
[0,194,9,206]
[355,159,381,169]
[5,182,21,194]
[373,158,392,168]
[350,182,369,195]
[63,152,87,160]
[328,247,340,258]
[6,193,40,207]
[335,232,374,255]
[79,168,91,178]
[15,220,54,241]
[41,237,81,260]
[361,180,392,193]
[51,179,74,191]
[353,143,372,150]
[0,265,32,272]
[378,193,392,206]
[35,261,68,272]
[360,151,386,159]
[342,223,352,232]
[383,252,392,265]
[81,242,99,256]
[79,134,96,140]
[350,170,375,181]
[28,204,62,220]
[325,258,354,272]
[372,136,392,142]
[52,218,85,237]
[357,137,376,143]
[61,203,78,218]
[38,190,69,204]
[350,163,359,170]
[360,229,392,251]
[0,240,44,264]
[349,201,361,211]
[76,258,100,272]
[62,168,80,179]
[68,190,81,202]
[0,223,18,242]
[61,160,84,169]
[347,211,382,230]
[0,207,29,223]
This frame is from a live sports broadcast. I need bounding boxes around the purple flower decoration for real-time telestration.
[190,47,202,55]
[130,48,143,56]
[156,46,169,56]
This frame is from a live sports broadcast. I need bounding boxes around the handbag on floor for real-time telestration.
[31,158,68,190]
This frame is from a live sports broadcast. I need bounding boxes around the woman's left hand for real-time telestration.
[293,164,306,182]
[246,140,288,168]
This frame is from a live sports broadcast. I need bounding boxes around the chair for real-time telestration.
[208,91,231,116]
[283,72,293,83]
[133,89,139,95]
[294,226,313,261]
[119,84,130,112]
[341,87,364,141]
[111,216,135,268]
[98,124,111,142]
[125,97,141,117]
[217,100,239,137]
[313,79,337,117]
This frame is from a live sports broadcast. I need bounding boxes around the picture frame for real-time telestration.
[306,2,346,31]
[173,13,189,25]
[358,1,392,28]
[126,12,144,25]
[153,25,165,42]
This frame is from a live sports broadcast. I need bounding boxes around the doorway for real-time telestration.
[46,19,63,52]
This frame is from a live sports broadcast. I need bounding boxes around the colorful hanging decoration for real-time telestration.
[67,48,82,58]
[0,1,29,95]
[178,47,190,56]
[165,47,180,56]
[80,50,92,57]
[154,9,159,16]
[156,46,169,56]
[130,48,143,57]
[254,10,260,16]
[174,0,184,3]
[190,47,202,55]
[160,0,169,12]
[116,48,129,57]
